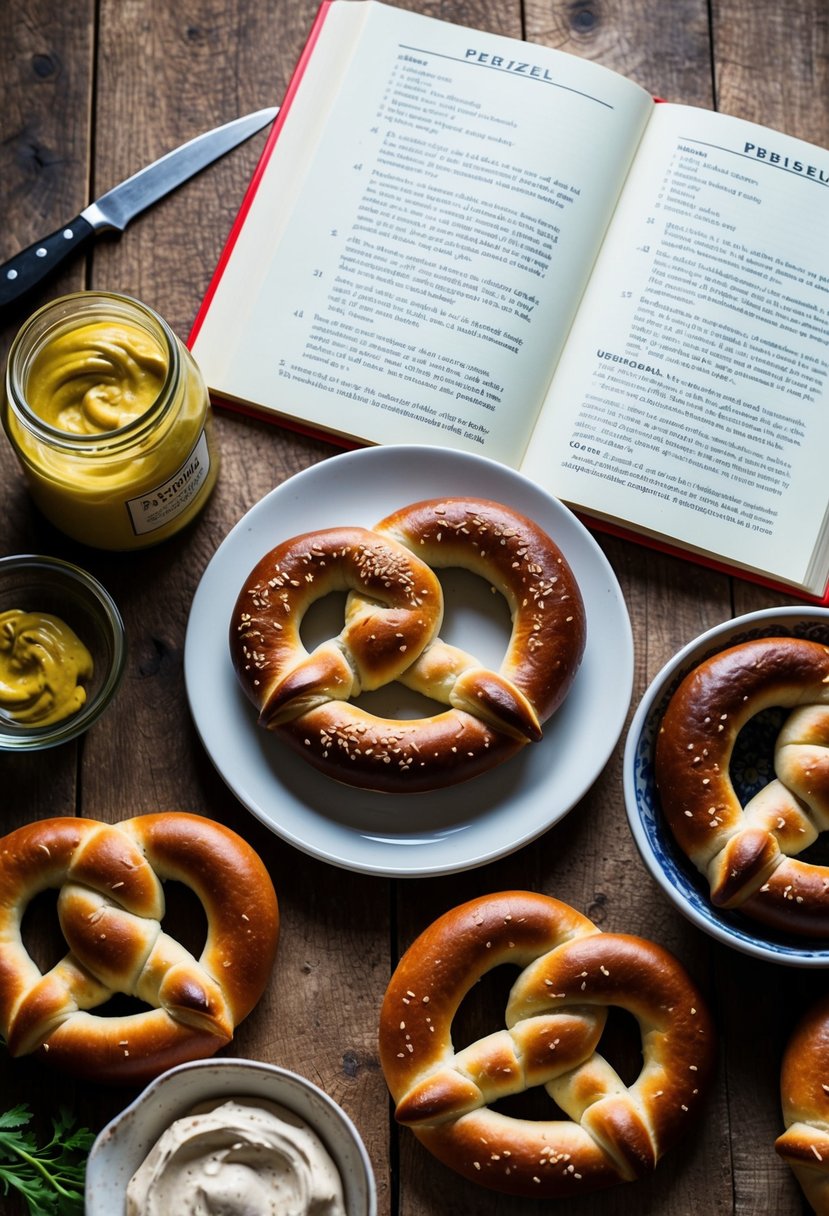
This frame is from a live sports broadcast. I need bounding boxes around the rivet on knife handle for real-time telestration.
[0,217,96,313]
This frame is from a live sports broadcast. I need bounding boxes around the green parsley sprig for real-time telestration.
[0,1103,93,1215]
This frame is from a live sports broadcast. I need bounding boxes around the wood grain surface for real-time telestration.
[0,1,826,1213]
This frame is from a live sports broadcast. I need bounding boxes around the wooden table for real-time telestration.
[1,1,826,1213]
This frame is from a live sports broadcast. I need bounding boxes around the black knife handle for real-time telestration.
[0,216,96,317]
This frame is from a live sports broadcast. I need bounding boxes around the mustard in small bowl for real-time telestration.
[0,554,125,750]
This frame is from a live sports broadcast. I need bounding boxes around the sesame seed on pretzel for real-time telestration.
[655,636,829,936]
[0,813,279,1082]
[379,891,715,1198]
[230,498,586,792]
[776,993,829,1215]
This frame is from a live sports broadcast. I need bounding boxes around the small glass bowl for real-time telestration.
[85,1057,377,1215]
[0,554,125,750]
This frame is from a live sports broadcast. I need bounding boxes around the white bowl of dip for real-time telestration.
[85,1057,377,1215]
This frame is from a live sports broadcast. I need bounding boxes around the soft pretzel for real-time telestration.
[776,994,829,1215]
[378,891,715,1198]
[230,498,586,792]
[654,636,829,936]
[0,813,279,1082]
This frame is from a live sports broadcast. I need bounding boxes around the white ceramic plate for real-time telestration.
[184,445,633,876]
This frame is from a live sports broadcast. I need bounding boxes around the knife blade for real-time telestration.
[0,106,278,315]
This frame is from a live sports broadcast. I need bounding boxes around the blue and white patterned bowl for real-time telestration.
[624,606,829,967]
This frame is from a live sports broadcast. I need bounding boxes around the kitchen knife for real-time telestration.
[0,106,278,314]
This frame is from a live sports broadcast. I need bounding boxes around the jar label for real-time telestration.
[126,429,211,535]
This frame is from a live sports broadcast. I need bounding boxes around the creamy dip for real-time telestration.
[0,609,93,726]
[125,1097,347,1216]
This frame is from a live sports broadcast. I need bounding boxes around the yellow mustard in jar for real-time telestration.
[0,609,94,726]
[3,292,219,550]
[26,320,168,435]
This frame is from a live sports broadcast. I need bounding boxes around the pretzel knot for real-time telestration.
[776,993,829,1215]
[378,892,715,1198]
[0,814,279,1082]
[655,637,829,937]
[230,497,586,792]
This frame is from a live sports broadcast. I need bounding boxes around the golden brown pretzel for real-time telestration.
[655,636,829,936]
[379,891,715,1198]
[230,498,586,792]
[776,993,829,1214]
[0,813,279,1082]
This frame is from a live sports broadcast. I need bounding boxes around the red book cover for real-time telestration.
[189,0,335,349]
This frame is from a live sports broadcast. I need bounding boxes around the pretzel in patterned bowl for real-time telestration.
[378,891,715,1198]
[776,992,829,1215]
[654,636,829,937]
[230,497,586,792]
[0,813,279,1082]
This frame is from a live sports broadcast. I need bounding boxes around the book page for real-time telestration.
[525,103,829,591]
[192,0,653,465]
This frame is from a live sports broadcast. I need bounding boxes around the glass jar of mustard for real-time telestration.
[3,291,219,550]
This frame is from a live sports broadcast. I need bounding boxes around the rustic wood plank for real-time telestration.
[66,4,395,1206]
[525,0,715,108]
[0,2,386,1211]
[0,1,94,331]
[0,0,96,542]
[390,0,736,1209]
[713,0,829,146]
[0,6,97,1212]
[393,550,735,1215]
[710,3,829,1211]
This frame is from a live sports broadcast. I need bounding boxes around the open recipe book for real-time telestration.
[190,0,829,601]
